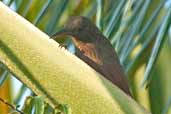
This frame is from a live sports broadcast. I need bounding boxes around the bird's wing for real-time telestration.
[96,37,131,95]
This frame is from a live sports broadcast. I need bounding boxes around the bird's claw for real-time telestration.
[58,44,67,49]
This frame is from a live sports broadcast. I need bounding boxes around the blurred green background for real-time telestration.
[0,0,171,114]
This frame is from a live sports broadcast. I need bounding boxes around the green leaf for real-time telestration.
[141,4,171,87]
[121,0,165,64]
[22,96,34,114]
[55,104,71,114]
[17,0,32,16]
[161,95,171,114]
[45,0,68,35]
[104,0,126,38]
[22,96,44,114]
[0,69,8,86]
[96,0,104,31]
[119,0,151,62]
[33,96,44,114]
[25,0,52,25]
[14,84,28,105]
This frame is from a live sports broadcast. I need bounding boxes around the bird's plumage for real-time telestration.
[51,16,131,96]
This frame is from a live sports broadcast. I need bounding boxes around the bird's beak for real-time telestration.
[51,29,71,40]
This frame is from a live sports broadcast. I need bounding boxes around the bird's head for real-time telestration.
[51,16,100,42]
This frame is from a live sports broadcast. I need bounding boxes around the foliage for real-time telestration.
[0,0,171,114]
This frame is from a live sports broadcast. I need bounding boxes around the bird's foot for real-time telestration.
[58,43,67,49]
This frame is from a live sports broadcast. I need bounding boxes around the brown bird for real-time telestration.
[51,16,131,96]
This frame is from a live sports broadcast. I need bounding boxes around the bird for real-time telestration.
[51,16,131,96]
